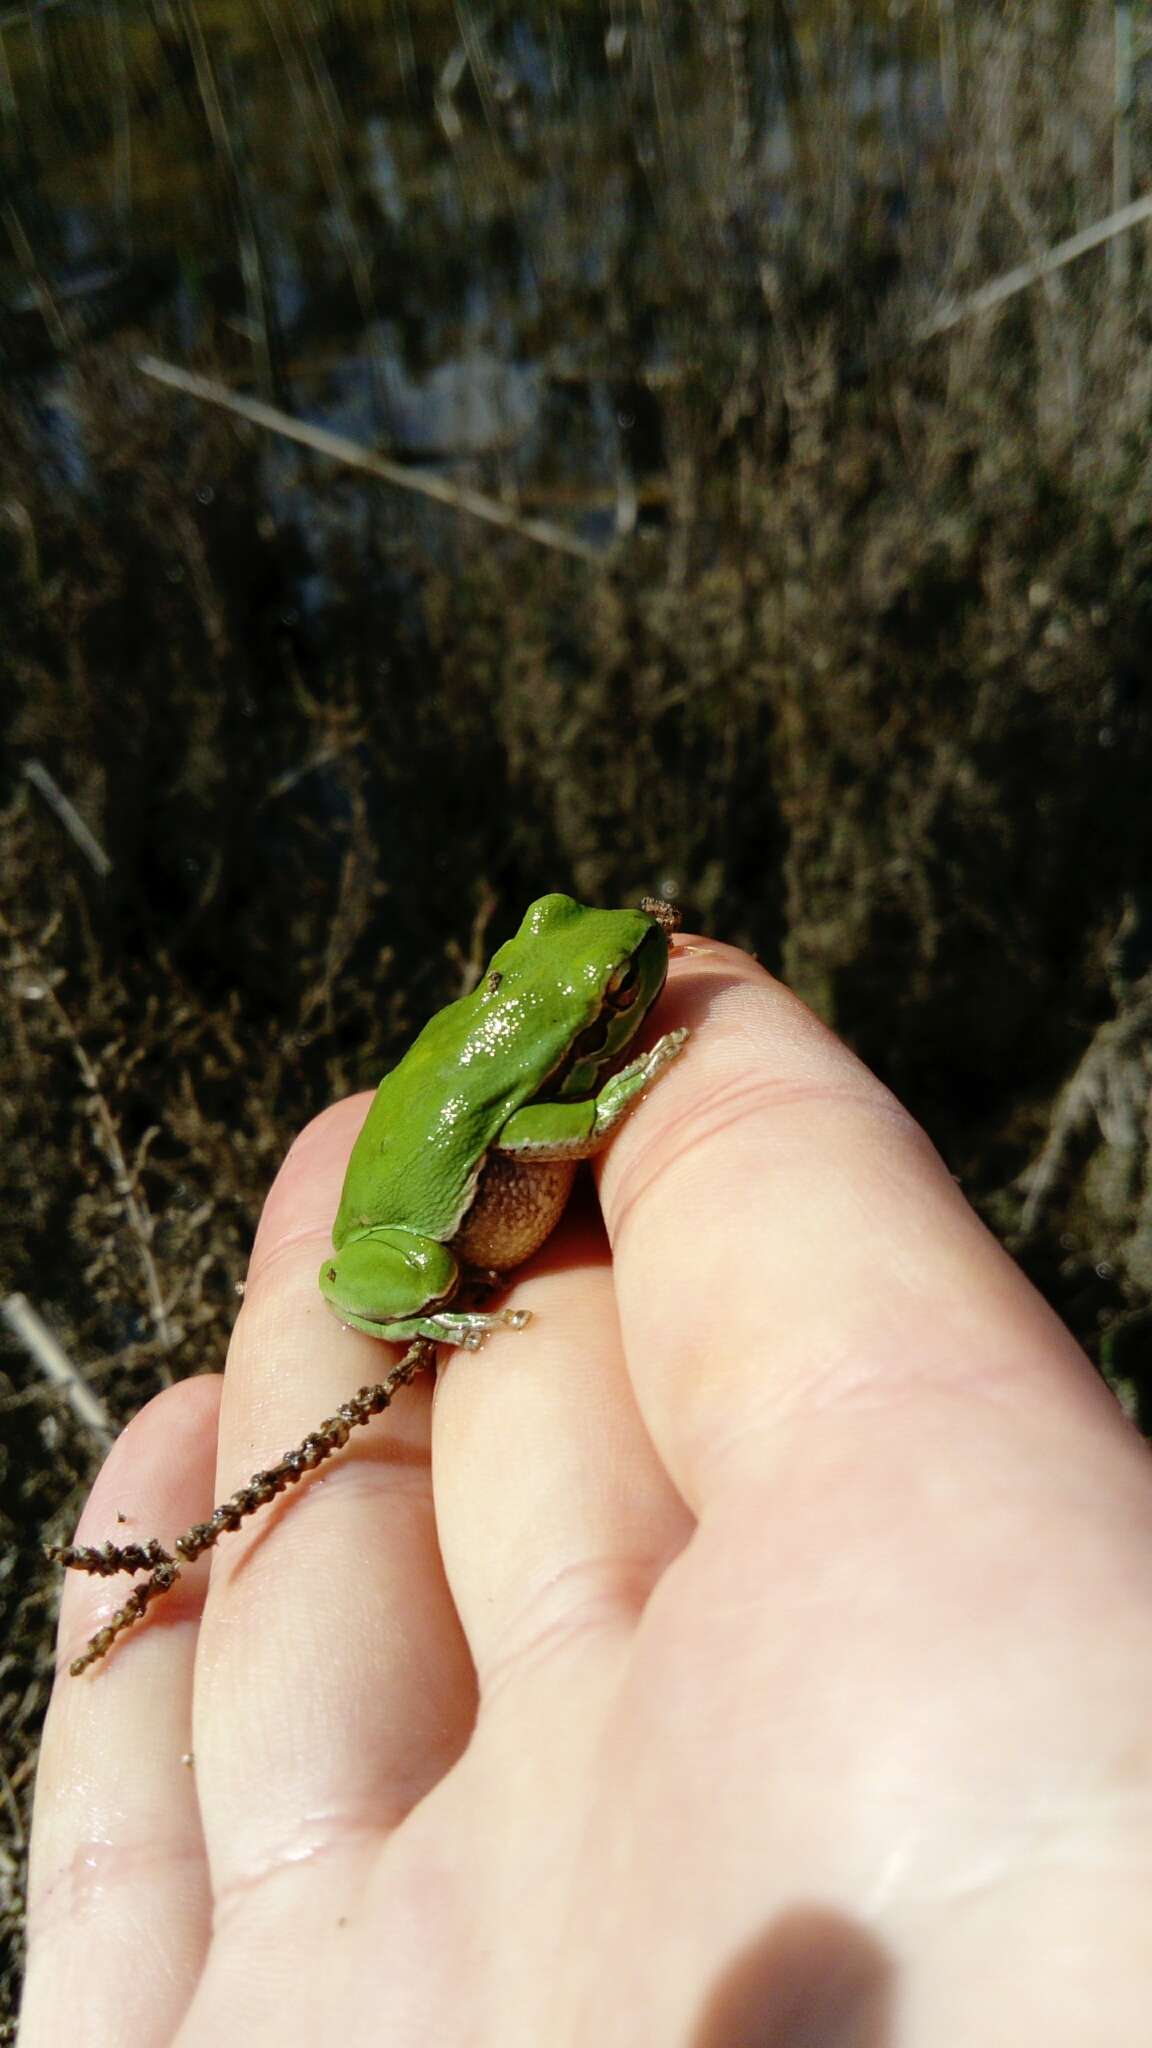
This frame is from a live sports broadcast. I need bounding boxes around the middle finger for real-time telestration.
[432,1188,691,1722]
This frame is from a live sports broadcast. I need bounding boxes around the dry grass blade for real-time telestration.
[1,914,176,1364]
[1,1293,115,1448]
[137,355,609,564]
[1,200,72,352]
[916,188,1152,339]
[22,759,113,879]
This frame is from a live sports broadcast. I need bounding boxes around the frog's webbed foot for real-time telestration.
[418,1304,532,1350]
[48,1336,437,1675]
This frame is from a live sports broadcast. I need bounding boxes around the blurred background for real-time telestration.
[2,0,1151,2009]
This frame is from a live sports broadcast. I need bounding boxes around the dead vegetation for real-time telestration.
[2,0,1151,2020]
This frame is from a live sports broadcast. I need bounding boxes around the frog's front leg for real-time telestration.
[450,1028,688,1274]
[499,1026,690,1161]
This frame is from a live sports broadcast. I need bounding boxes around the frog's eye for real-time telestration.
[606,959,641,1011]
[485,971,503,998]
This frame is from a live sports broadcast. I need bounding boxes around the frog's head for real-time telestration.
[502,893,674,1101]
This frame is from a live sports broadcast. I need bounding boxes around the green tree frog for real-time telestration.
[319,894,688,1348]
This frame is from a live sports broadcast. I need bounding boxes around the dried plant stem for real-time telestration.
[137,354,608,564]
[1,914,173,1361]
[50,1338,435,1674]
[1017,979,1152,1237]
[1,1293,115,1447]
[23,758,113,878]
[1111,2,1135,290]
[258,0,385,416]
[450,883,498,998]
[917,188,1152,340]
[54,994,174,1359]
[1,199,71,351]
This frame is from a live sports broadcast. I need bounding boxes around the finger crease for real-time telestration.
[210,1810,393,1928]
[476,1553,657,1710]
[26,1833,206,1943]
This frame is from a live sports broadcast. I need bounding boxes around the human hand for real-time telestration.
[22,938,1152,2045]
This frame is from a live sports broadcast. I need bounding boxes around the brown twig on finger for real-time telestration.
[49,1337,435,1674]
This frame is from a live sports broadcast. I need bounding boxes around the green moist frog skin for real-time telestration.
[319,894,689,1346]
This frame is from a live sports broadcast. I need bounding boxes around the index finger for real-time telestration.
[598,937,1131,1509]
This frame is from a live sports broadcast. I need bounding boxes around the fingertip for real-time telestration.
[68,1371,224,1547]
[663,936,884,1085]
[602,933,1114,1510]
[248,1093,374,1283]
[29,1378,219,2046]
[56,1373,224,1675]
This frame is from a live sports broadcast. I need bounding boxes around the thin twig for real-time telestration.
[449,2,535,284]
[1111,1,1135,290]
[1017,980,1152,1237]
[434,14,476,139]
[60,1010,176,1360]
[23,758,113,878]
[1,199,71,352]
[0,28,17,126]
[260,0,386,417]
[0,1755,25,1853]
[1,919,175,1360]
[138,354,607,564]
[52,1341,435,1672]
[1,499,39,586]
[916,188,1152,340]
[177,0,279,400]
[1,1293,115,1448]
[449,882,498,997]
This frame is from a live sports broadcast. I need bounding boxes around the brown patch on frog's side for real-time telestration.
[451,1153,578,1271]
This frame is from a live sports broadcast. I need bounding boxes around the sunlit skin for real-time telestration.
[24,934,1152,2045]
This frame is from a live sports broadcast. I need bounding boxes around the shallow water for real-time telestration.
[1,2,947,550]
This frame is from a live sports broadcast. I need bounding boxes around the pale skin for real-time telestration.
[22,937,1152,2047]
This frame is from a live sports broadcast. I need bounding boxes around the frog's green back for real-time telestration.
[333,896,665,1248]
